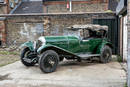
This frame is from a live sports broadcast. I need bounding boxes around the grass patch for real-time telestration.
[0,51,19,55]
[0,60,19,67]
[0,51,20,67]
[0,56,19,67]
[117,55,123,62]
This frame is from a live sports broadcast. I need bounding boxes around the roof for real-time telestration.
[13,1,43,14]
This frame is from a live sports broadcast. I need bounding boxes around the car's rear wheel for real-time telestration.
[21,48,37,66]
[39,50,59,73]
[100,45,112,63]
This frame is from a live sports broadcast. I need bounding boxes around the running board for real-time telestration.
[78,54,100,59]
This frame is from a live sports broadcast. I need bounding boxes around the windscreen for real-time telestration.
[63,28,82,39]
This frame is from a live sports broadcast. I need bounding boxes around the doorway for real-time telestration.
[93,19,118,54]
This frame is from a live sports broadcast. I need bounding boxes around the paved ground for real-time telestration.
[0,60,126,87]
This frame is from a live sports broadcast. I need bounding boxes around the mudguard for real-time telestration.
[96,41,113,54]
[20,41,34,51]
[37,44,79,57]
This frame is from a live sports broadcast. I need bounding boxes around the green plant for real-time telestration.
[0,51,19,55]
[124,83,128,87]
[117,55,123,62]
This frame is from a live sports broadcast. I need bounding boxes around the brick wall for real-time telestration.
[44,0,108,13]
[0,20,6,45]
[0,6,8,14]
[6,16,44,45]
[5,13,115,46]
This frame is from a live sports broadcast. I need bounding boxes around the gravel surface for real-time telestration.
[0,59,126,87]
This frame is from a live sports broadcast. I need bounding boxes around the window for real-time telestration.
[10,2,14,8]
[83,29,90,39]
[14,0,19,3]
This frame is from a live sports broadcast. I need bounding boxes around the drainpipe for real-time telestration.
[69,0,72,12]
[5,0,9,14]
[67,0,72,12]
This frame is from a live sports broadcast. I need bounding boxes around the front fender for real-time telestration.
[37,45,50,53]
[37,44,64,54]
[37,45,80,57]
[20,41,34,51]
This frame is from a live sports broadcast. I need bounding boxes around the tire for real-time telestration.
[21,48,36,66]
[39,50,59,73]
[59,57,64,61]
[100,45,112,63]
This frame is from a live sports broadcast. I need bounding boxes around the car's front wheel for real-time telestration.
[21,48,37,66]
[100,45,112,63]
[39,50,59,73]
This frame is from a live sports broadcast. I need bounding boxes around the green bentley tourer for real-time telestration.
[20,24,113,73]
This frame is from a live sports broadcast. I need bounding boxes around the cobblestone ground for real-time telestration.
[0,60,126,87]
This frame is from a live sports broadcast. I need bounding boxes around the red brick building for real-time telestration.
[43,0,109,13]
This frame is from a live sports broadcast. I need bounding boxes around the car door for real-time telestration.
[80,38,102,54]
[68,36,81,53]
[80,39,91,54]
[87,38,102,53]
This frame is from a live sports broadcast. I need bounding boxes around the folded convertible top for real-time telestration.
[67,24,108,31]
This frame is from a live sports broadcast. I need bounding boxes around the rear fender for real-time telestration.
[96,42,113,54]
[20,41,34,51]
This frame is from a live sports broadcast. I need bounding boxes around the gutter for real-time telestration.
[0,12,116,17]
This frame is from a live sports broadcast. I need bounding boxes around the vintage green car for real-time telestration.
[20,24,113,73]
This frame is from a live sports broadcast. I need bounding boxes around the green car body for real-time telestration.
[20,24,113,73]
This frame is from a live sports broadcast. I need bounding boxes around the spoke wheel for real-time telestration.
[21,48,36,66]
[39,50,59,73]
[100,45,112,63]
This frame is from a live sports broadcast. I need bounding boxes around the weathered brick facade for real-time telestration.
[46,3,108,13]
[0,5,8,14]
[0,0,118,46]
[44,0,109,13]
[5,13,115,46]
[0,0,22,46]
[0,20,6,45]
